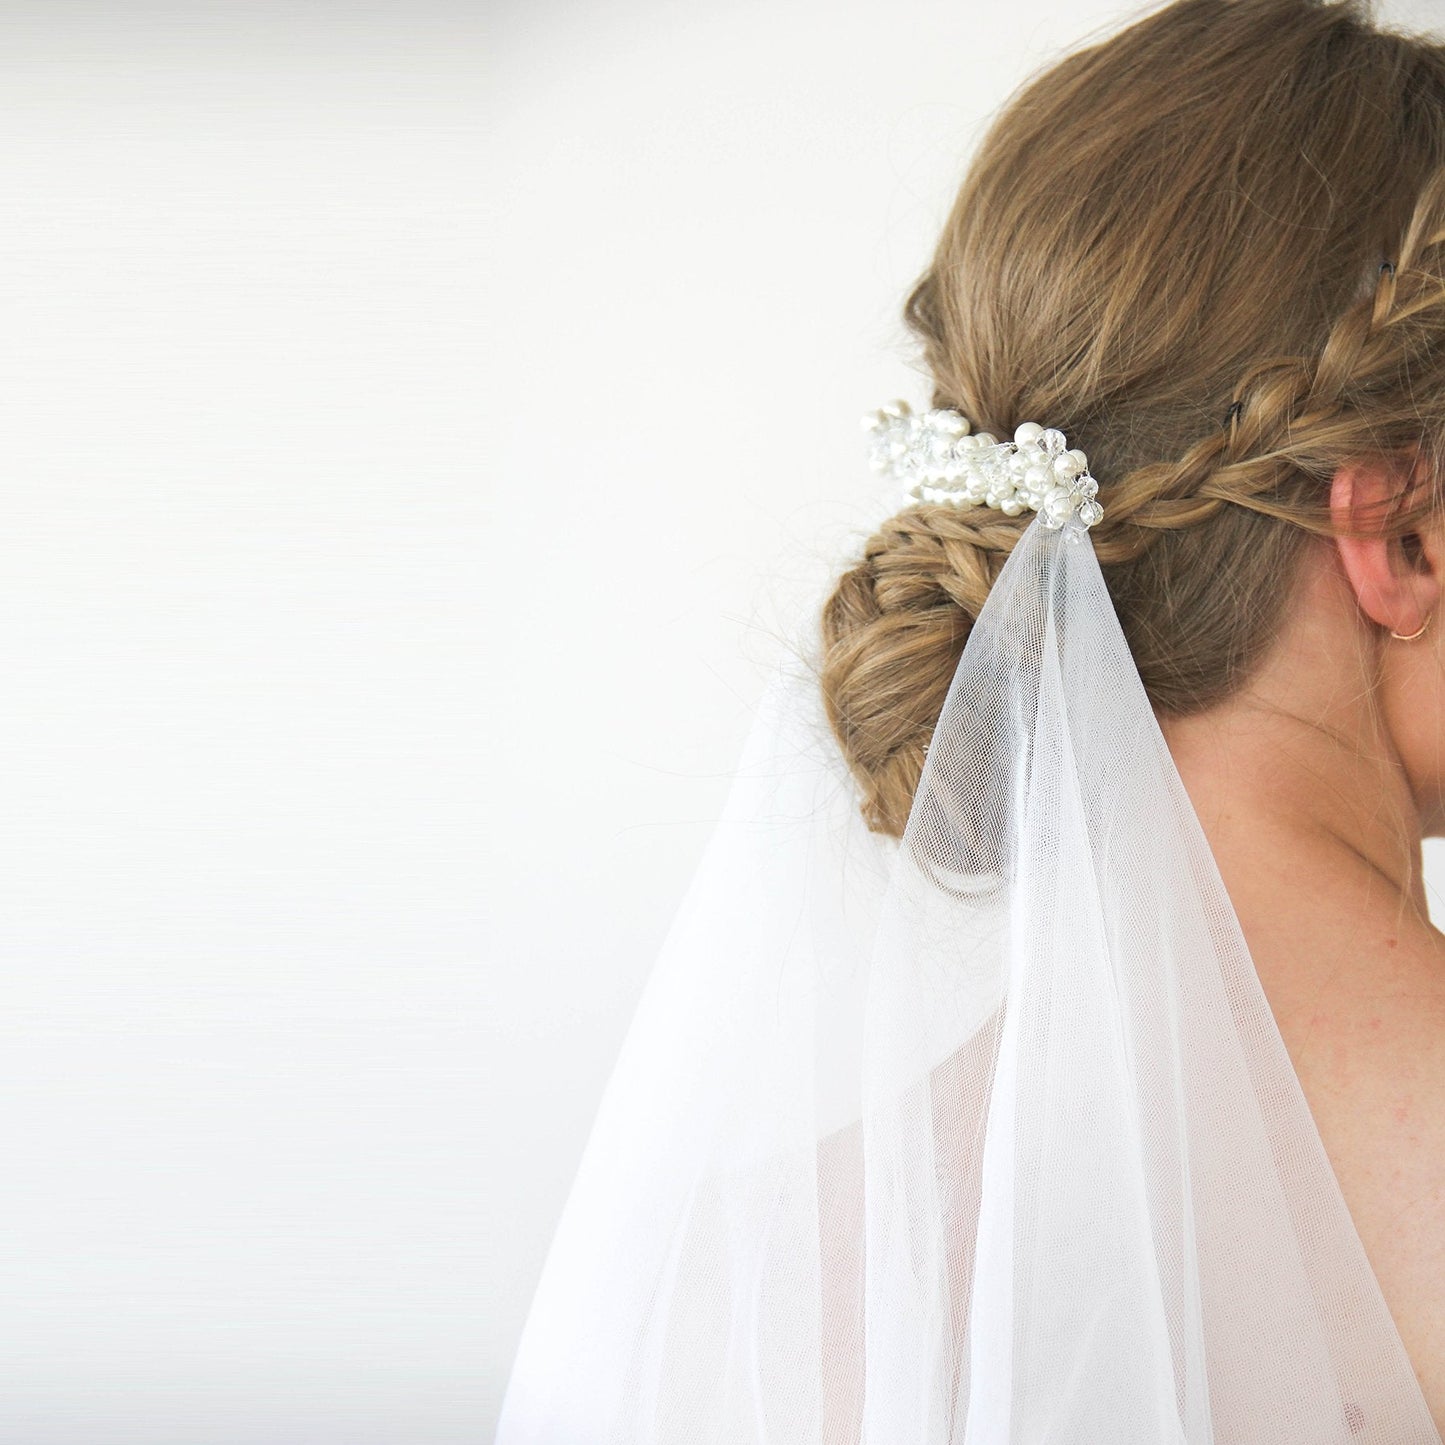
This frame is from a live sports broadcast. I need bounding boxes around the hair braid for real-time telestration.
[1093,184,1445,564]
[820,0,1445,837]
[819,507,1013,837]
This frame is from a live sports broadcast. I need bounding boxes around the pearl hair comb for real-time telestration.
[863,399,1105,532]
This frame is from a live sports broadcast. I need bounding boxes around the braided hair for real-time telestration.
[820,0,1445,838]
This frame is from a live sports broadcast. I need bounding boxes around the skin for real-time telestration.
[1158,449,1445,1427]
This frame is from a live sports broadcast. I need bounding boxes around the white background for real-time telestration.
[1,1,1442,1441]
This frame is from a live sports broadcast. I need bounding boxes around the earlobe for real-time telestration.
[1329,453,1440,639]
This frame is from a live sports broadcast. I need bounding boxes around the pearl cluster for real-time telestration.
[862,399,1104,532]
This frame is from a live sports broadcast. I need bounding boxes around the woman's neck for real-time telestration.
[1157,545,1442,1019]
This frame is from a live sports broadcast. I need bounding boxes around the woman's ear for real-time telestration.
[1330,449,1442,638]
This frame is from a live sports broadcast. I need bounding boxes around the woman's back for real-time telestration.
[1290,931,1445,1428]
[1164,517,1445,1427]
[1235,884,1445,1428]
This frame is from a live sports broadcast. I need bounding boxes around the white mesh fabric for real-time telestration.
[494,512,1439,1443]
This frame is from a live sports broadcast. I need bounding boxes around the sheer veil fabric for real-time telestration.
[494,510,1440,1443]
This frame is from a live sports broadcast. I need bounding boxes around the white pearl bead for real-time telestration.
[1053,453,1084,481]
[1001,496,1025,515]
[1042,486,1075,524]
[1014,422,1043,446]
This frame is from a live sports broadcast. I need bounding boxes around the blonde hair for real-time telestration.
[821,0,1445,838]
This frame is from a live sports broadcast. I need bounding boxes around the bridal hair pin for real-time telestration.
[863,399,1105,532]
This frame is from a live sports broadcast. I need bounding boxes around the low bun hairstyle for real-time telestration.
[822,0,1445,838]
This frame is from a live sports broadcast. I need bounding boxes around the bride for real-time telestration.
[497,0,1445,1437]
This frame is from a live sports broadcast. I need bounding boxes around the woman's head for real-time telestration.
[821,0,1445,838]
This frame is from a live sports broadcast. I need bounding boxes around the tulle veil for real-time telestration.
[493,503,1440,1442]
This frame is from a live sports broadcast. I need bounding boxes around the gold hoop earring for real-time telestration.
[1390,612,1433,641]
